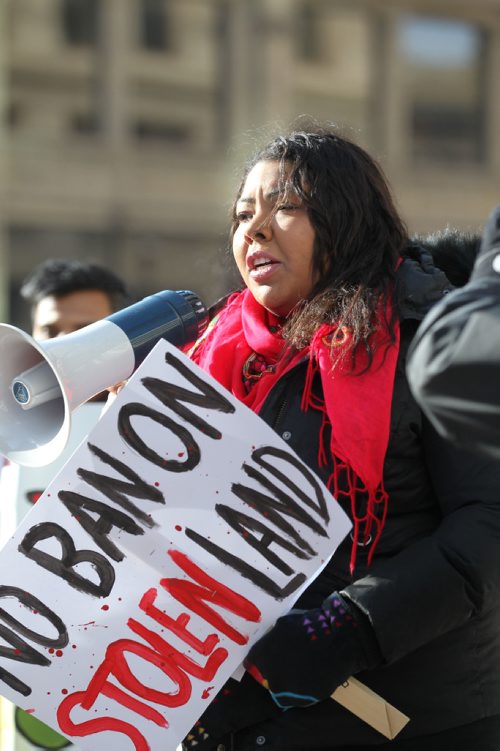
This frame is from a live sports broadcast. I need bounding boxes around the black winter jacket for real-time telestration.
[408,205,500,460]
[202,248,500,750]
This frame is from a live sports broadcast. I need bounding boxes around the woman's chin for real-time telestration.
[261,301,292,319]
[250,290,294,319]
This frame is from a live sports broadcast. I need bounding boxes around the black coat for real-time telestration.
[407,205,500,460]
[197,248,500,750]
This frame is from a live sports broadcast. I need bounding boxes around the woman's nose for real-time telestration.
[244,213,272,244]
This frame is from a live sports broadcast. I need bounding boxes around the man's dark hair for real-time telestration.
[20,258,130,313]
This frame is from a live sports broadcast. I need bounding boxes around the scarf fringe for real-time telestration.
[302,353,389,575]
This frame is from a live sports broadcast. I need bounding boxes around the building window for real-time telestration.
[399,15,486,164]
[70,112,100,136]
[62,0,99,46]
[139,0,171,51]
[132,120,191,145]
[295,1,323,62]
[6,103,21,129]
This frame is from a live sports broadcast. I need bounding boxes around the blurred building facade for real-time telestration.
[1,0,499,329]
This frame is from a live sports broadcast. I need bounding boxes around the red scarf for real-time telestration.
[190,289,400,573]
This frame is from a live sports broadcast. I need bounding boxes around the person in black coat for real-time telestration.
[182,127,500,750]
[407,205,500,460]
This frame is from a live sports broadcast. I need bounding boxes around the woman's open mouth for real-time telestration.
[248,254,280,281]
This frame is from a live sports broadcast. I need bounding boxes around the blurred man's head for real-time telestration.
[20,259,130,340]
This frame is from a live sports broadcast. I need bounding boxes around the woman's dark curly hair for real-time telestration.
[230,126,408,367]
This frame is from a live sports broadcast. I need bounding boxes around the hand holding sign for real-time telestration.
[243,592,382,709]
[181,592,396,749]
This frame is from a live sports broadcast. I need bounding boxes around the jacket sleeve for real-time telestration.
[406,205,500,460]
[341,423,500,662]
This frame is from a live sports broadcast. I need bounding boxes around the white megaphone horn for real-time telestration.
[0,289,208,468]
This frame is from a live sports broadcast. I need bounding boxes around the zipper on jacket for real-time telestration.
[259,356,308,433]
[271,395,288,433]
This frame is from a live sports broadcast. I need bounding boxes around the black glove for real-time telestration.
[183,672,283,750]
[471,205,500,281]
[243,592,382,709]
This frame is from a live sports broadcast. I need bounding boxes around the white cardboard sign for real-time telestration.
[0,341,351,751]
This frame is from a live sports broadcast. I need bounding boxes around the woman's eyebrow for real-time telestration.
[237,189,283,205]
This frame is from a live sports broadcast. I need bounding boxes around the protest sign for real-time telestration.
[0,340,352,751]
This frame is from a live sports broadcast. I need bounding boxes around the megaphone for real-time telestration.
[0,289,208,468]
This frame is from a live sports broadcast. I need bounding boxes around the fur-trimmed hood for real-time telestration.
[397,230,481,322]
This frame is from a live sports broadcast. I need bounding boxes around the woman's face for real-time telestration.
[232,160,317,318]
